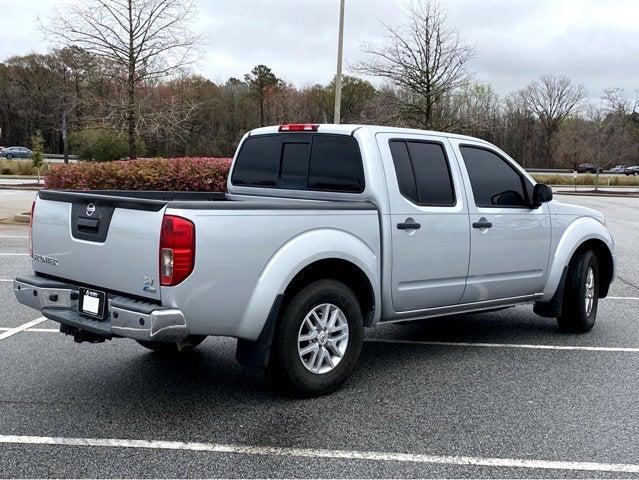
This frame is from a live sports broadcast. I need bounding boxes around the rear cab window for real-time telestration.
[231,133,365,193]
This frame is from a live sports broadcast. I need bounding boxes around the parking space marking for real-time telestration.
[0,327,57,333]
[0,236,28,238]
[365,338,639,353]
[0,317,46,341]
[606,296,639,301]
[0,253,29,256]
[0,327,637,352]
[0,279,12,282]
[0,434,637,474]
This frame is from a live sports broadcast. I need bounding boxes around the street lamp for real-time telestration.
[333,0,345,124]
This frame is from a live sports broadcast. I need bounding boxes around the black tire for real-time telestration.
[557,250,599,332]
[5,154,13,159]
[267,279,364,397]
[136,335,206,354]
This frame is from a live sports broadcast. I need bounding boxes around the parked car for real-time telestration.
[14,124,616,396]
[609,165,627,174]
[1,146,32,159]
[624,166,639,176]
[577,163,603,174]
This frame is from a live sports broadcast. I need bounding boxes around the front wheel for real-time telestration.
[267,279,363,397]
[136,335,206,354]
[557,250,599,332]
[5,154,13,159]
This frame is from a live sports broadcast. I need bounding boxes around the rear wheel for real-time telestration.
[557,250,599,332]
[267,279,363,397]
[136,335,206,354]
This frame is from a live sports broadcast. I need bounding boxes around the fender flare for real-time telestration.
[540,216,614,303]
[236,228,380,342]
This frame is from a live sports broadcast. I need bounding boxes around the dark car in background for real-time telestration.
[625,166,639,176]
[577,163,603,174]
[1,146,33,159]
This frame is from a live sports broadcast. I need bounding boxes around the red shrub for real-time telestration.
[44,157,232,191]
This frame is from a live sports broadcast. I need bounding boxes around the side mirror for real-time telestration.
[532,183,553,208]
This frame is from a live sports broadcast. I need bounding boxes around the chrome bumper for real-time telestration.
[13,275,189,342]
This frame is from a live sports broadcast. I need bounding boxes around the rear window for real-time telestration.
[232,133,364,193]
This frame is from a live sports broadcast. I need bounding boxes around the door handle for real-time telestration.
[472,219,493,229]
[397,221,421,230]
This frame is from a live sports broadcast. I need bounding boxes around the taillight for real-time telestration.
[160,215,195,286]
[28,201,35,257]
[278,124,319,132]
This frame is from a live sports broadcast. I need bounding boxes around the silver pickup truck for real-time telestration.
[15,124,615,396]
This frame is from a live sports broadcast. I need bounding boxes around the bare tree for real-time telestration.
[602,87,638,116]
[356,0,474,129]
[44,0,203,158]
[518,75,587,168]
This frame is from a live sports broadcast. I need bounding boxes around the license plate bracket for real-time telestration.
[78,287,106,319]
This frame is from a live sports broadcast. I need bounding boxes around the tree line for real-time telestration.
[0,0,637,168]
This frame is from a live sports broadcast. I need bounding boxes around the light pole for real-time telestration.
[333,0,345,124]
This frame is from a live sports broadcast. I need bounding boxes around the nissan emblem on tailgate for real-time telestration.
[86,203,96,216]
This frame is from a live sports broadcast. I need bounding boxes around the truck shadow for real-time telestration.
[28,306,599,447]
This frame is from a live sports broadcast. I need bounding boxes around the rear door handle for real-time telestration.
[397,221,421,230]
[472,219,493,229]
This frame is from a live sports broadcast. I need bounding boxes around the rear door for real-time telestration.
[31,194,165,300]
[377,133,470,312]
[452,141,552,302]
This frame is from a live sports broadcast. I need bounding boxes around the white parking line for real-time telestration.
[1,326,637,352]
[0,327,57,333]
[0,279,13,282]
[365,338,639,353]
[0,253,29,256]
[0,317,46,341]
[0,236,28,238]
[606,296,639,301]
[0,434,637,474]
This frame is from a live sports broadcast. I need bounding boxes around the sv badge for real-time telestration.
[143,276,157,293]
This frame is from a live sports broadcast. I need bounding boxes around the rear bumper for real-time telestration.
[13,275,189,342]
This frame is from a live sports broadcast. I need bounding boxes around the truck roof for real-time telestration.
[248,124,492,145]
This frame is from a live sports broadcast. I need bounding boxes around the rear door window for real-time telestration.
[389,140,456,206]
[232,133,364,193]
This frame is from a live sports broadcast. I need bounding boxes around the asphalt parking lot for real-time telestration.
[0,194,637,478]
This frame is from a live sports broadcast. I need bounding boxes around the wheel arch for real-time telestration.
[572,238,614,298]
[541,217,615,302]
[237,228,380,341]
[281,258,376,327]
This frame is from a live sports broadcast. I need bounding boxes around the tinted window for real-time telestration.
[460,146,529,207]
[280,142,311,187]
[389,140,455,206]
[233,133,364,193]
[231,136,280,186]
[389,141,418,203]
[309,135,364,192]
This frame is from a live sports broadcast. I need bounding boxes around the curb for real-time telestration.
[556,191,639,198]
[0,185,41,190]
[12,213,30,224]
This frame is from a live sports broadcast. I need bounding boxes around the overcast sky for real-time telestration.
[0,0,637,100]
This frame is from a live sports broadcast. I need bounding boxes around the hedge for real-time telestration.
[44,157,232,191]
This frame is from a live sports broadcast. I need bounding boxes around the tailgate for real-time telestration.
[31,192,166,301]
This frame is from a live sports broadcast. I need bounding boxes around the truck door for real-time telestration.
[452,141,552,302]
[377,133,471,312]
